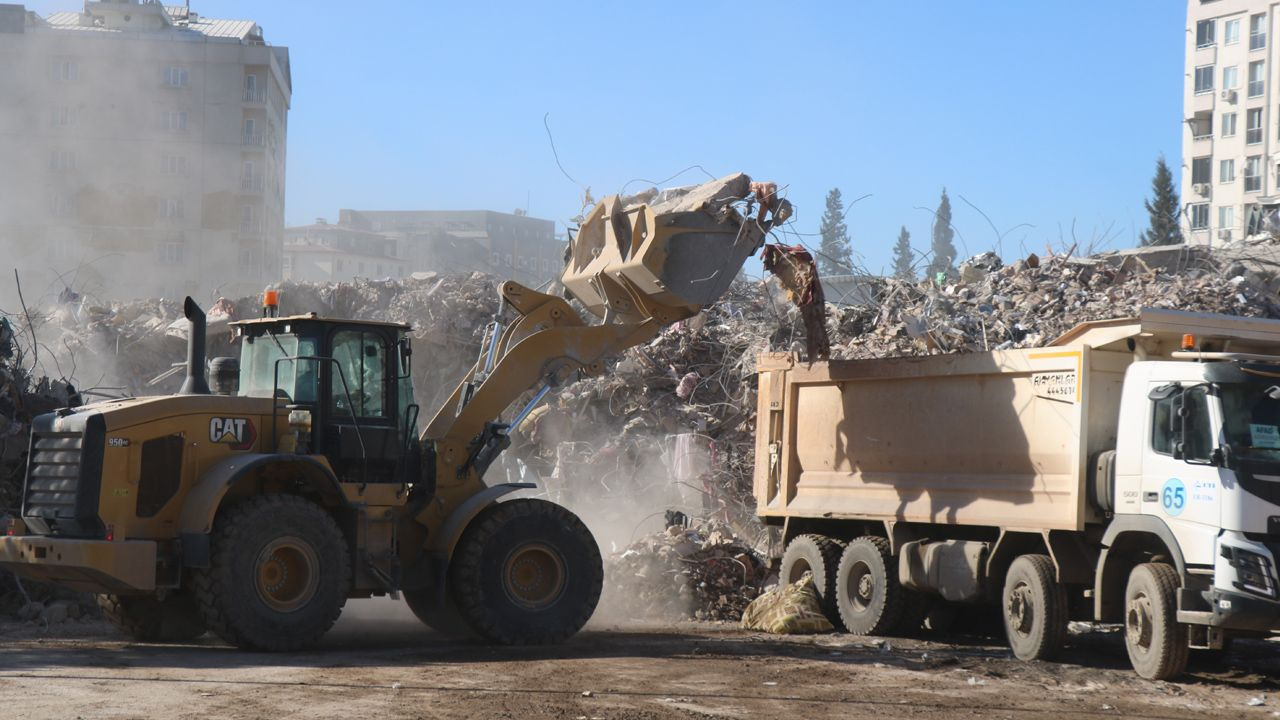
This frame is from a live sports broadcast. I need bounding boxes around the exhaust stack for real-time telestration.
[178,296,210,395]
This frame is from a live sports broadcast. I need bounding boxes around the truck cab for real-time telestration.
[1113,357,1280,634]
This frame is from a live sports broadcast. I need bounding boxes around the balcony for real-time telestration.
[239,219,263,237]
[240,173,265,193]
[242,131,264,148]
[243,87,266,104]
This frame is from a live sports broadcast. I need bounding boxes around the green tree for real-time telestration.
[926,189,958,281]
[817,188,853,276]
[1140,155,1183,247]
[891,226,915,280]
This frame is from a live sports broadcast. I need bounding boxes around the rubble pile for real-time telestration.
[605,519,770,621]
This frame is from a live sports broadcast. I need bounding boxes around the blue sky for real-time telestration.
[24,1,1186,277]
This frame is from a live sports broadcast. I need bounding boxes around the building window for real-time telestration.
[50,106,75,127]
[158,235,184,265]
[504,254,513,267]
[1189,203,1210,230]
[1248,107,1265,143]
[1191,111,1213,138]
[1226,17,1241,45]
[161,153,187,176]
[491,251,500,266]
[157,197,185,220]
[1195,65,1215,94]
[1219,205,1235,231]
[49,150,75,172]
[162,110,188,132]
[238,246,256,271]
[1197,19,1216,48]
[1223,65,1238,89]
[1222,111,1238,137]
[48,192,74,218]
[1249,61,1266,97]
[240,204,256,234]
[1246,155,1263,192]
[1251,13,1267,51]
[1191,156,1212,185]
[1221,158,1236,183]
[335,259,344,272]
[48,59,77,82]
[164,66,188,88]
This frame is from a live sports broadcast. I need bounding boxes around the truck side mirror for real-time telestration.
[398,337,412,378]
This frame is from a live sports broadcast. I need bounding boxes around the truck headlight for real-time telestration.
[1221,545,1278,598]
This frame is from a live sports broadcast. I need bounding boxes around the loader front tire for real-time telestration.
[97,591,205,642]
[450,499,601,645]
[193,494,350,651]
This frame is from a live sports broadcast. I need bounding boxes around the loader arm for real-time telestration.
[415,173,789,527]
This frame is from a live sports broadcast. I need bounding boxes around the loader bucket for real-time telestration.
[562,173,770,325]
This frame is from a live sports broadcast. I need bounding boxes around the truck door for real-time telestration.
[323,328,401,483]
[1142,383,1222,564]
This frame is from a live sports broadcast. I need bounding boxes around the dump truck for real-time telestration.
[758,308,1280,679]
[0,173,788,650]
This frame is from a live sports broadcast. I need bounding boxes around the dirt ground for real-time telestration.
[0,598,1277,720]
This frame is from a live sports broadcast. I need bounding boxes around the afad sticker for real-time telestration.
[209,417,257,451]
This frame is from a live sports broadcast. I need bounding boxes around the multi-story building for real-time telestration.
[0,1,290,303]
[1183,1,1280,244]
[284,209,564,287]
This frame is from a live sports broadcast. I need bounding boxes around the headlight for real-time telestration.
[1221,545,1278,598]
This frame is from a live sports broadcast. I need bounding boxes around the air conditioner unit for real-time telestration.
[1222,89,1238,102]
[1219,229,1232,240]
[1193,183,1211,196]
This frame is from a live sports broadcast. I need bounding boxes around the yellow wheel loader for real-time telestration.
[0,173,788,650]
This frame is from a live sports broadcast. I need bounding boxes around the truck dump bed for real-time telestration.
[753,308,1280,532]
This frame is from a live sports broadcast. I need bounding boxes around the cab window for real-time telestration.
[1152,386,1212,461]
[331,330,387,418]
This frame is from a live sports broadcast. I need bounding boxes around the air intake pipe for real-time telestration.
[178,296,210,395]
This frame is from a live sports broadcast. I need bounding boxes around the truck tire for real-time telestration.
[779,534,844,623]
[97,592,205,642]
[402,590,470,639]
[1123,563,1189,680]
[1002,554,1067,661]
[450,498,601,645]
[192,494,350,651]
[835,536,904,636]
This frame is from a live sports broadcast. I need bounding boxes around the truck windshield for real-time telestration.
[1219,382,1280,463]
[238,333,319,403]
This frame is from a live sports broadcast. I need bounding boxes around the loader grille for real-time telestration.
[21,412,105,537]
[24,432,82,515]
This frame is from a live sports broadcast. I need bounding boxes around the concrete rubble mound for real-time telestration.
[3,242,1280,623]
[606,519,770,622]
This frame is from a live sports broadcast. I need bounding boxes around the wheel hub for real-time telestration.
[847,561,874,612]
[254,537,320,613]
[502,543,566,610]
[1126,594,1154,651]
[1007,584,1034,636]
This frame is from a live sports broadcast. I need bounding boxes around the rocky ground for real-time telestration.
[0,600,1276,720]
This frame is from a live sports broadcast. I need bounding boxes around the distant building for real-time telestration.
[0,1,290,302]
[284,209,564,287]
[1182,1,1280,243]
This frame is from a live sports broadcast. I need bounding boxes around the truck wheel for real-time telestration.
[192,494,350,651]
[1002,554,1067,661]
[450,499,601,645]
[835,536,904,636]
[97,592,205,642]
[779,534,844,622]
[1123,563,1188,680]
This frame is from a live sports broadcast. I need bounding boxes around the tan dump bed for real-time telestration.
[754,309,1280,532]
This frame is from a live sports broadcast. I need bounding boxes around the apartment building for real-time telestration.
[285,209,564,288]
[1183,1,1280,244]
[0,1,289,303]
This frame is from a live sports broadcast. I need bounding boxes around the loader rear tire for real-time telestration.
[402,590,470,639]
[192,494,350,652]
[97,592,205,642]
[835,536,905,636]
[450,499,601,645]
[779,534,844,624]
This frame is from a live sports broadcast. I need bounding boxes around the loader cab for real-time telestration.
[231,315,419,485]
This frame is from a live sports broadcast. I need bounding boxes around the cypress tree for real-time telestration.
[817,188,854,276]
[891,226,915,280]
[926,189,958,281]
[1140,156,1183,246]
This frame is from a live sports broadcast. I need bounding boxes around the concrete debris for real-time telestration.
[606,519,769,622]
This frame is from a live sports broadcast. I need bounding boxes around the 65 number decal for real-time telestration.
[1161,478,1186,517]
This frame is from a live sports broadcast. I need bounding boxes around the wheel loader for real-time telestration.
[0,173,790,650]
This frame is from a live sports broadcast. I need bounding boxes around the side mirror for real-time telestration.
[398,336,412,377]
